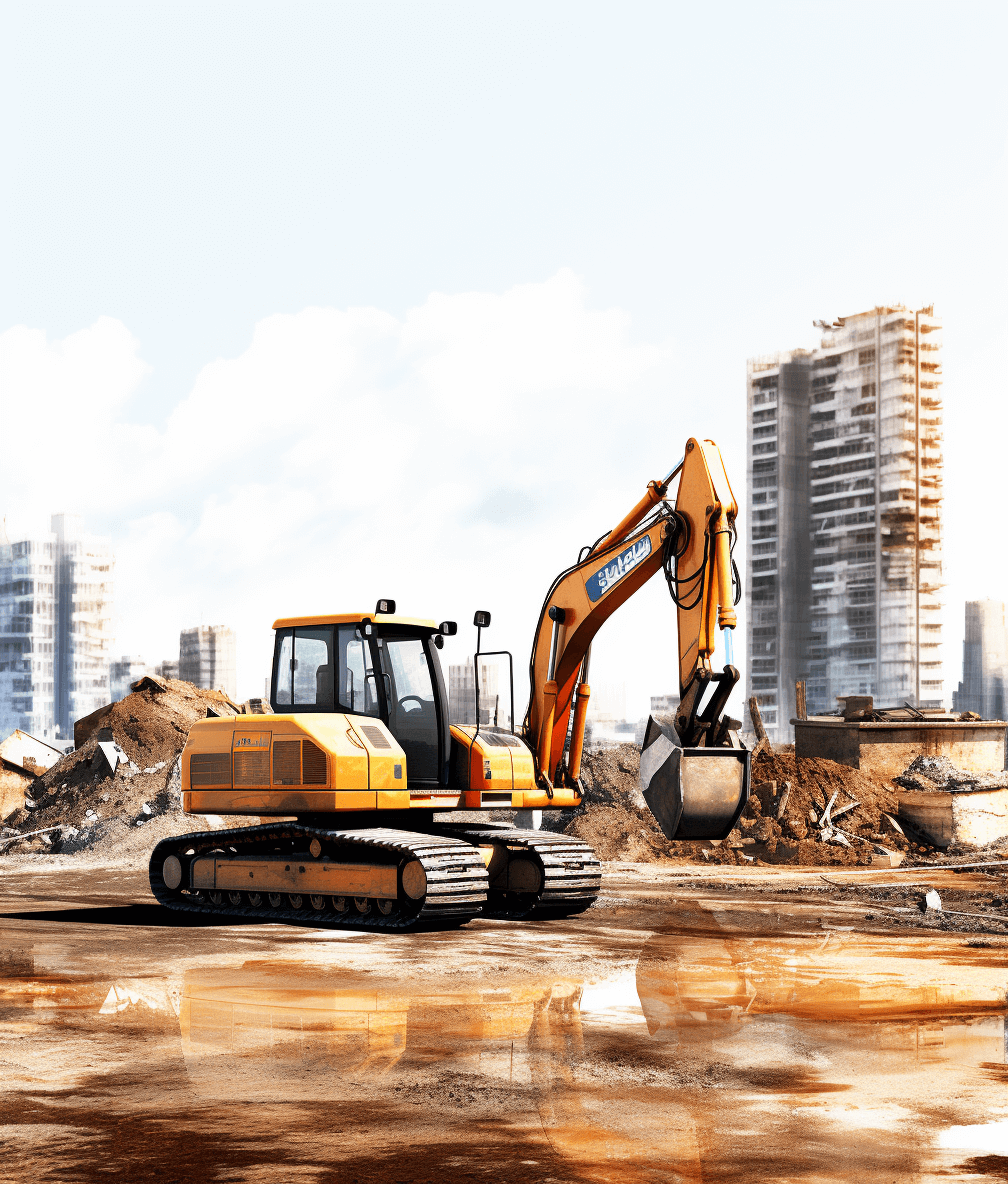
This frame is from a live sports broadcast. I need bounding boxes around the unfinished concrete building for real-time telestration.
[0,514,114,742]
[953,601,1008,719]
[179,626,237,701]
[745,351,811,740]
[109,655,150,703]
[52,514,115,737]
[746,307,944,741]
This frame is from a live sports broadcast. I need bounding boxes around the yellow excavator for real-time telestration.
[150,436,749,928]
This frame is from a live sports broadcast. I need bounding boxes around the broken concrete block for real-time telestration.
[923,888,943,913]
[870,845,905,868]
[95,741,128,776]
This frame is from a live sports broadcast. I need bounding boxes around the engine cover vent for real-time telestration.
[360,725,391,749]
[272,740,301,785]
[302,739,328,785]
[189,752,231,787]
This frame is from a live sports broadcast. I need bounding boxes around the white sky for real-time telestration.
[1,3,1006,718]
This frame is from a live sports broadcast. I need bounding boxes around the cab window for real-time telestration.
[337,625,381,717]
[294,627,334,708]
[274,631,293,706]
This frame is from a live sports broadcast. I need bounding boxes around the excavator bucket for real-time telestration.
[639,716,749,841]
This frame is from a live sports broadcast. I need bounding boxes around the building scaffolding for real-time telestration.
[746,307,944,741]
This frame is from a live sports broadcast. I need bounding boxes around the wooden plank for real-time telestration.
[795,680,807,722]
[748,696,771,757]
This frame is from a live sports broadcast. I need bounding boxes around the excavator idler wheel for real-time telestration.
[354,897,372,915]
[228,891,242,906]
[310,895,325,911]
[209,891,223,906]
[332,896,348,913]
[162,856,182,891]
[289,894,303,910]
[268,893,282,909]
[377,899,395,916]
[248,893,262,907]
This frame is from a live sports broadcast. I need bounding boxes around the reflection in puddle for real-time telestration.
[2,916,1008,1181]
[636,927,1008,1030]
[178,965,577,1080]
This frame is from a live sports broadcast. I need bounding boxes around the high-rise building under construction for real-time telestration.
[746,306,943,742]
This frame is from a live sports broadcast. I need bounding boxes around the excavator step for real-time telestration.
[149,823,489,930]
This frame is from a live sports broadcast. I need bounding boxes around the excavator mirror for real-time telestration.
[473,611,491,629]
[439,620,458,636]
[375,599,396,615]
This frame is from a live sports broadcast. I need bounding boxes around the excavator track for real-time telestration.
[149,823,489,930]
[444,826,602,918]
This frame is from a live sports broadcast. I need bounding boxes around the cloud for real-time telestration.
[2,271,735,717]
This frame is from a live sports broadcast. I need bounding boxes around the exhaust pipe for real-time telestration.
[639,716,749,841]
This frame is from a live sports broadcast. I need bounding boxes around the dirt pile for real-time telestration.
[719,746,905,867]
[543,744,677,862]
[1,680,253,859]
[547,742,923,867]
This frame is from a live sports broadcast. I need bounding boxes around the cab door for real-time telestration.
[375,636,442,784]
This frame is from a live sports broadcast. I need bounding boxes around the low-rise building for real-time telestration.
[179,626,236,700]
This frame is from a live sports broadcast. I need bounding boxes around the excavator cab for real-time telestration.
[270,611,452,787]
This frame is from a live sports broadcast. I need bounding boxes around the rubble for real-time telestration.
[895,754,1008,792]
[0,679,255,860]
[548,742,939,867]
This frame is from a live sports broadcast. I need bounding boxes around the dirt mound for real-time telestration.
[547,742,920,867]
[1,680,257,859]
[543,744,678,862]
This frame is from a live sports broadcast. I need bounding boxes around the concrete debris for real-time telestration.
[130,674,168,695]
[923,889,943,913]
[895,754,1008,792]
[96,741,129,776]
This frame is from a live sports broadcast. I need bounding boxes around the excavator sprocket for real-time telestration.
[149,823,489,931]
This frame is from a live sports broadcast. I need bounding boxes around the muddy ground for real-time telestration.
[1,861,1006,1182]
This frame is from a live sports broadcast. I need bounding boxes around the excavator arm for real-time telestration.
[521,437,749,841]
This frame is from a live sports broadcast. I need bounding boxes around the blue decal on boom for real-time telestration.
[585,535,652,603]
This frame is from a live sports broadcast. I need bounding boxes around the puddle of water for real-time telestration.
[2,917,1008,1182]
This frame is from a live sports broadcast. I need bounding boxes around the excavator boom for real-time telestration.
[522,436,748,840]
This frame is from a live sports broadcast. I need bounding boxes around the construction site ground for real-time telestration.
[1,859,1007,1182]
[4,681,1008,1178]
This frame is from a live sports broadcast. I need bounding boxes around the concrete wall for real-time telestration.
[794,718,1007,781]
